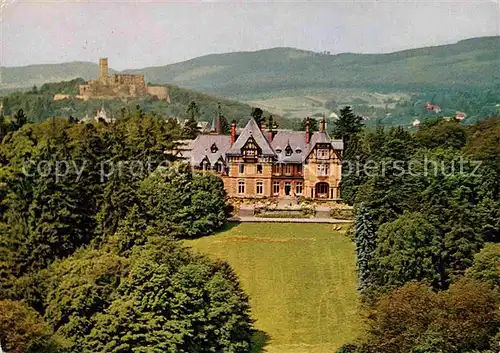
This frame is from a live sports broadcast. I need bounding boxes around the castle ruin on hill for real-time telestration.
[74,58,170,102]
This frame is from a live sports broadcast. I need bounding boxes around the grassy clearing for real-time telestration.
[185,223,362,353]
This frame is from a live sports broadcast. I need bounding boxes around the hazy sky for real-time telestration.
[1,0,499,70]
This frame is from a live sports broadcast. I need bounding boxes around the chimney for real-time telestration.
[320,118,326,133]
[305,117,310,144]
[230,123,237,145]
[267,125,273,143]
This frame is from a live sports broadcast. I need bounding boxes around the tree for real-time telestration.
[354,203,376,294]
[83,238,254,353]
[418,150,490,282]
[0,115,8,142]
[370,212,442,292]
[0,299,66,353]
[333,107,366,205]
[183,101,201,138]
[220,115,230,134]
[415,120,468,150]
[361,279,498,353]
[354,126,419,226]
[42,249,127,352]
[338,132,367,205]
[12,108,28,131]
[465,243,500,289]
[186,100,200,120]
[250,107,264,127]
[331,106,363,150]
[138,164,229,238]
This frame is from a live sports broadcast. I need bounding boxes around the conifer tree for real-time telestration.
[331,106,363,150]
[354,203,376,294]
[183,101,201,138]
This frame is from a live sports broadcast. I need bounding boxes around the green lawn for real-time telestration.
[185,223,362,353]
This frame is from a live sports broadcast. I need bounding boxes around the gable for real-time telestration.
[226,118,276,157]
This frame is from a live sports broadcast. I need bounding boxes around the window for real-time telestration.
[257,164,263,174]
[317,182,329,195]
[297,164,302,175]
[210,143,218,153]
[272,164,280,175]
[239,164,245,174]
[238,181,245,194]
[273,182,280,195]
[285,145,293,156]
[317,148,329,160]
[296,182,303,195]
[284,164,292,175]
[256,181,263,195]
[295,148,302,154]
[276,148,282,154]
[317,164,330,176]
[215,163,222,173]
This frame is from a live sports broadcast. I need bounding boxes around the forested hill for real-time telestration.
[128,36,500,97]
[2,36,499,98]
[0,79,281,127]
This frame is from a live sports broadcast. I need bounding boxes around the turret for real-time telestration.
[99,58,109,84]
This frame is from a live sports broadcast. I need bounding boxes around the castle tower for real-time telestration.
[99,58,108,84]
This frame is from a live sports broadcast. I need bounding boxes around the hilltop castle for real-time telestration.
[76,58,170,102]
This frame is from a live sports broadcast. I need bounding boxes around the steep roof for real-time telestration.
[272,130,343,163]
[271,131,307,163]
[226,118,276,157]
[188,134,231,166]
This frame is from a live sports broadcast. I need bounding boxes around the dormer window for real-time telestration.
[285,145,293,156]
[276,149,282,154]
[211,143,218,153]
[295,148,302,154]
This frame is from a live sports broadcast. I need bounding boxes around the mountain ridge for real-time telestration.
[1,36,499,97]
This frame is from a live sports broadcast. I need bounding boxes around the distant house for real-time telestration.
[78,106,114,124]
[455,111,467,120]
[424,101,441,113]
[175,118,211,133]
[425,101,441,113]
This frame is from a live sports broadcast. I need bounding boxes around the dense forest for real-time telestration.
[333,108,499,352]
[0,109,253,352]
